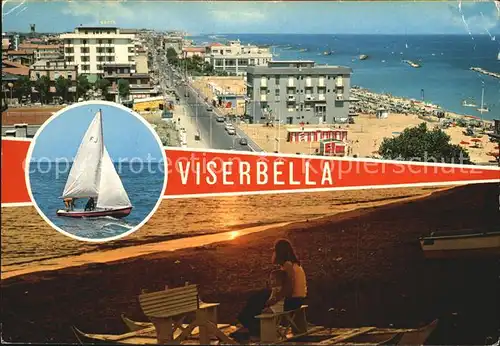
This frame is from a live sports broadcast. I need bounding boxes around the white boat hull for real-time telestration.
[420,232,500,259]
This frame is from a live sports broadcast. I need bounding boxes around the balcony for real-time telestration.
[287,95,296,102]
[318,79,325,87]
[305,78,312,87]
[305,95,314,101]
[336,94,344,101]
[336,77,344,88]
[318,94,326,101]
[260,94,267,102]
[287,79,295,87]
[260,78,267,87]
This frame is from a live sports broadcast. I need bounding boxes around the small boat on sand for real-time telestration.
[56,110,133,219]
[420,229,500,259]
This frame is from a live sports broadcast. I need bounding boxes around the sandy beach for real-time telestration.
[1,183,499,345]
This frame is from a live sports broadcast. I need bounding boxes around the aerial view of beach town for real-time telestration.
[2,1,500,345]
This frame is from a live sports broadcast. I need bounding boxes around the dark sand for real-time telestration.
[1,183,499,344]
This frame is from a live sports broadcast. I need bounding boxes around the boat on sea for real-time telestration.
[56,110,133,219]
[299,48,308,52]
[403,60,421,68]
[323,51,333,56]
[359,54,368,60]
[420,229,500,259]
[462,99,477,107]
[73,314,439,345]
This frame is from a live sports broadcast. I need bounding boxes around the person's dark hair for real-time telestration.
[272,239,300,266]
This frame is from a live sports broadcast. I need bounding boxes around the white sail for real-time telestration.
[96,147,132,209]
[61,111,103,199]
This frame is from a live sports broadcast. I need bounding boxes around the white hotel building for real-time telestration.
[60,26,136,79]
[205,40,272,76]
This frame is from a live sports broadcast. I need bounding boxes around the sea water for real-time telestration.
[193,34,500,120]
[28,161,165,240]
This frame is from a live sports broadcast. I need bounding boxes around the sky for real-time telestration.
[30,103,164,162]
[2,1,500,35]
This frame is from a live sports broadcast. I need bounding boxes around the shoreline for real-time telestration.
[1,187,450,280]
[1,183,498,344]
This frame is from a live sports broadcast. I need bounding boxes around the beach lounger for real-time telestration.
[139,283,237,344]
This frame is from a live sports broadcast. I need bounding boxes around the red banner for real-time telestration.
[2,138,499,205]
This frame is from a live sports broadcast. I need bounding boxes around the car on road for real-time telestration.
[239,138,248,146]
[207,106,213,112]
[227,128,236,135]
[225,123,235,131]
[216,116,225,122]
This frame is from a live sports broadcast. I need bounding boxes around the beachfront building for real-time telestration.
[205,40,272,76]
[245,60,353,125]
[60,26,136,81]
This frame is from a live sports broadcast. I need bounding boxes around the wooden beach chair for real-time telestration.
[254,304,320,343]
[139,283,237,344]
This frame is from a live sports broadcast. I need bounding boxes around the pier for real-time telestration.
[470,67,500,79]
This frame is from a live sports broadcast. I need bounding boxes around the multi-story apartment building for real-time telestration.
[29,59,78,100]
[245,60,352,125]
[19,43,63,61]
[102,63,158,101]
[60,26,136,79]
[205,40,272,76]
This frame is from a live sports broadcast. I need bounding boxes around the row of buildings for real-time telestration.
[182,39,273,76]
[2,27,160,104]
[180,40,353,125]
[3,26,353,126]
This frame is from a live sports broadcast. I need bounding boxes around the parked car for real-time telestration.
[239,138,248,145]
[216,116,225,122]
[227,128,236,135]
[207,106,213,112]
[225,123,235,131]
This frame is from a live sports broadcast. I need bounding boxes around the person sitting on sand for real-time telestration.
[84,197,95,211]
[230,239,308,341]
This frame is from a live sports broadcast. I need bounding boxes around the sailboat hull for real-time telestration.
[56,206,132,219]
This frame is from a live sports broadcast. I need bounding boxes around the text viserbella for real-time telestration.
[177,157,336,186]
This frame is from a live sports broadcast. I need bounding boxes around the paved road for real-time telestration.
[177,83,255,152]
[150,48,263,152]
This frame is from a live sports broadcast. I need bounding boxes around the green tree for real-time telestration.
[166,47,179,65]
[55,76,70,102]
[378,122,471,164]
[76,75,90,100]
[13,76,32,102]
[117,79,130,101]
[94,77,111,99]
[34,75,50,104]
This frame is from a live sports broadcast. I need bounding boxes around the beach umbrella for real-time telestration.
[460,140,470,145]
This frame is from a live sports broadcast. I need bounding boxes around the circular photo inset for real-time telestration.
[26,101,167,242]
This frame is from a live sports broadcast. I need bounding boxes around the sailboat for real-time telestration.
[56,110,133,218]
